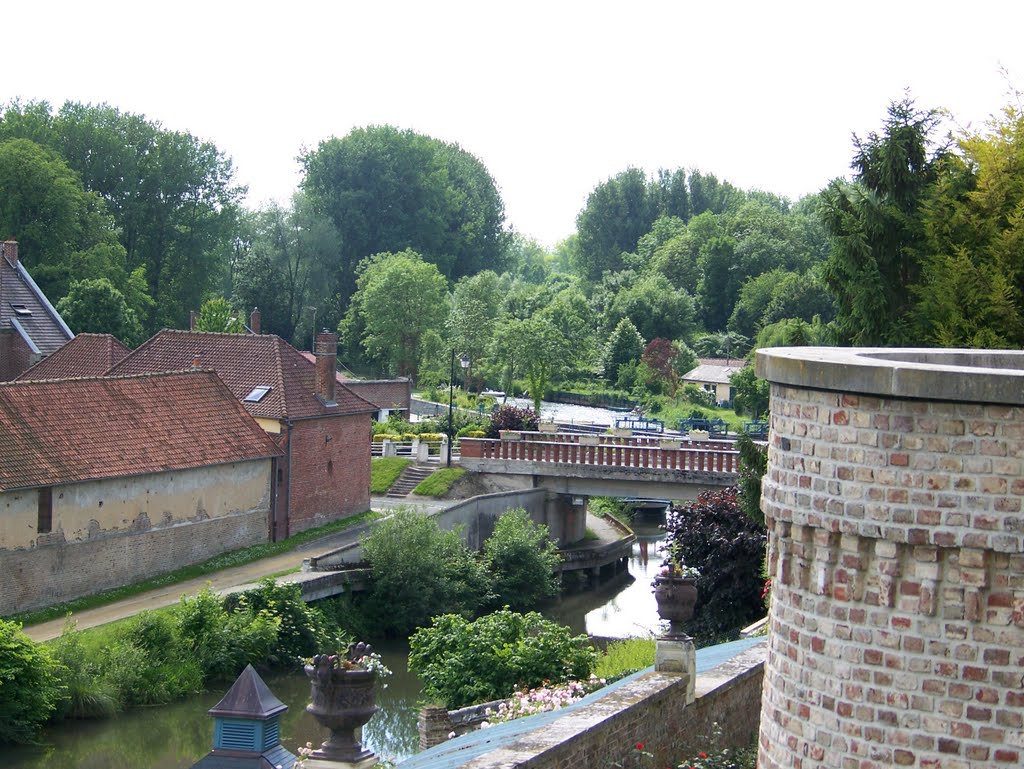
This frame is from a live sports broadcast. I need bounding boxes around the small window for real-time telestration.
[243,386,272,403]
[38,488,52,534]
[11,303,31,316]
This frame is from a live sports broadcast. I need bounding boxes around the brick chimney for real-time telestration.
[314,330,337,406]
[1,241,17,266]
[249,307,261,335]
[189,310,197,331]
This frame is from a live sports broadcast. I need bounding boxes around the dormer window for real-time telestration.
[243,386,271,403]
[10,304,31,316]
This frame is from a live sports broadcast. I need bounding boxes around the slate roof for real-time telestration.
[0,245,74,356]
[208,664,288,719]
[683,360,745,385]
[17,333,131,381]
[0,370,282,491]
[108,330,376,421]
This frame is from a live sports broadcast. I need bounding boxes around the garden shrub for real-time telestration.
[593,637,656,681]
[408,608,597,708]
[0,619,64,743]
[683,383,716,408]
[225,578,333,661]
[662,487,767,643]
[455,424,486,438]
[485,403,539,438]
[483,508,560,611]
[359,507,492,637]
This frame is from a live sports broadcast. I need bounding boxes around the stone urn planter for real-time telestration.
[578,434,600,446]
[653,574,698,638]
[499,430,523,441]
[538,421,558,433]
[304,642,379,765]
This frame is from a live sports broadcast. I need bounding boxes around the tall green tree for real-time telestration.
[195,297,245,333]
[56,278,144,345]
[820,98,946,345]
[602,317,645,383]
[341,250,449,380]
[301,125,507,301]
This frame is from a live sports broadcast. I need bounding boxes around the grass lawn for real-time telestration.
[9,510,377,628]
[413,467,465,497]
[370,457,413,493]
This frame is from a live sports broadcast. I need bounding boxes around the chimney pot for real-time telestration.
[314,330,338,405]
[250,307,261,335]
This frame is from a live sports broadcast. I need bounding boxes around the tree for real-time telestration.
[195,297,245,333]
[640,338,681,395]
[730,365,769,418]
[1,101,245,332]
[492,316,566,412]
[359,507,491,637]
[820,98,946,345]
[301,125,507,301]
[0,619,64,744]
[602,318,645,383]
[483,508,561,611]
[574,168,659,281]
[56,278,144,345]
[607,272,696,342]
[341,250,449,380]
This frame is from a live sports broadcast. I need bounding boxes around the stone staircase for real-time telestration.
[385,464,436,498]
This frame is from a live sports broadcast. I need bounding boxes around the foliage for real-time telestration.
[662,488,767,642]
[491,315,568,413]
[300,124,507,301]
[50,622,118,719]
[483,508,561,611]
[754,316,834,348]
[341,249,449,379]
[683,384,716,408]
[485,403,539,438]
[736,434,768,525]
[370,458,413,494]
[729,365,769,418]
[820,98,946,345]
[0,619,64,743]
[593,637,656,681]
[489,679,594,723]
[223,578,335,661]
[412,468,466,498]
[408,608,597,707]
[675,723,758,769]
[195,296,245,333]
[359,507,492,636]
[603,317,645,383]
[56,277,145,345]
[607,272,696,343]
[176,588,279,681]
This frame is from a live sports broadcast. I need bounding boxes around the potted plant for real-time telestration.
[304,642,392,764]
[652,557,699,637]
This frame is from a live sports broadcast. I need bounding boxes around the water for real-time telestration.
[505,397,626,428]
[5,523,668,768]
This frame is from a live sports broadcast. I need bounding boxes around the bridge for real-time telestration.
[458,431,739,499]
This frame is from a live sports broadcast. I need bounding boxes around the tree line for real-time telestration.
[2,95,1022,399]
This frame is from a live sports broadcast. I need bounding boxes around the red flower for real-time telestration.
[699,753,708,758]
[636,742,644,751]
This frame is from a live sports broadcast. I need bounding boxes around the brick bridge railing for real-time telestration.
[459,432,740,475]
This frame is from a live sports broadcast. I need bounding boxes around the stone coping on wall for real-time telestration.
[398,636,766,769]
[756,346,1024,405]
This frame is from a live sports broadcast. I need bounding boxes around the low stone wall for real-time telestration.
[416,642,765,769]
[1,508,268,615]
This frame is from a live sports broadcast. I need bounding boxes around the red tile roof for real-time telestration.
[17,333,131,381]
[0,370,282,491]
[108,330,375,420]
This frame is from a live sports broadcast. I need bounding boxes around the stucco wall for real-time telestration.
[0,459,273,615]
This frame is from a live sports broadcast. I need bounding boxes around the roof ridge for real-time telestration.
[1,368,218,387]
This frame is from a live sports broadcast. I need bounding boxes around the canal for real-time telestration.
[5,518,669,768]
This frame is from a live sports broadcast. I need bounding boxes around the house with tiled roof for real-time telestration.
[681,358,745,406]
[0,241,74,381]
[17,333,130,381]
[299,351,411,420]
[109,329,375,537]
[0,370,282,615]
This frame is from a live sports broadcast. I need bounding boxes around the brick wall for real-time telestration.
[0,330,35,381]
[285,413,371,534]
[758,381,1024,768]
[1,508,268,615]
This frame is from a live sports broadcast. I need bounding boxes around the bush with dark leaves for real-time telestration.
[485,404,539,438]
[662,487,766,643]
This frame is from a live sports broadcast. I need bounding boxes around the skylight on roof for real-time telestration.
[10,304,31,316]
[243,386,272,403]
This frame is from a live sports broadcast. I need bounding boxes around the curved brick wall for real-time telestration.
[755,348,1024,769]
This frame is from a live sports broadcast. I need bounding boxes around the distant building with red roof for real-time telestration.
[17,333,131,381]
[109,329,374,537]
[0,369,282,615]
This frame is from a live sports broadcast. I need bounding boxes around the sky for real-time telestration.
[6,1,1024,247]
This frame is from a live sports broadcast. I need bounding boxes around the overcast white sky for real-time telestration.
[6,1,1024,247]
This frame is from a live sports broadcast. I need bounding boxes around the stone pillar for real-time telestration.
[655,637,696,704]
[418,705,454,749]
[544,492,587,547]
[755,347,1024,769]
